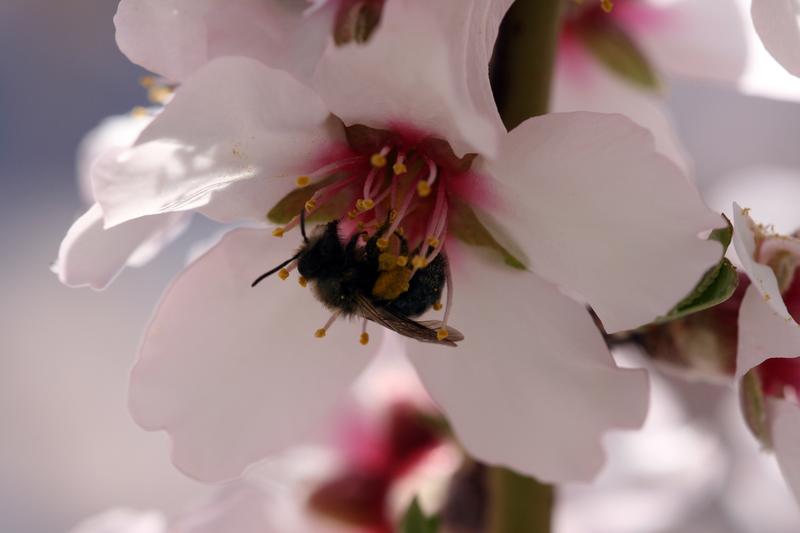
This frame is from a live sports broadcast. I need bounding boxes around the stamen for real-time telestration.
[417,181,431,198]
[278,268,290,280]
[417,158,439,198]
[396,255,408,267]
[360,319,369,345]
[296,175,311,188]
[393,153,407,176]
[315,311,342,338]
[601,0,613,12]
[370,146,390,168]
[272,227,285,237]
[305,199,317,212]
[438,261,454,341]
[411,255,427,269]
[433,302,443,311]
[298,276,308,288]
[381,174,417,242]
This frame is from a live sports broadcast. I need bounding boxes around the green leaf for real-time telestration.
[580,21,660,91]
[266,174,346,225]
[740,369,771,448]
[400,498,440,533]
[709,214,733,250]
[448,201,527,271]
[655,258,739,323]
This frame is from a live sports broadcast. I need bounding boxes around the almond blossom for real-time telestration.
[730,205,800,504]
[83,0,725,486]
[553,0,800,170]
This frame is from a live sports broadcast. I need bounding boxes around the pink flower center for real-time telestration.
[260,125,488,345]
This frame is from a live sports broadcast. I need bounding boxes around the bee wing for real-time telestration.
[418,321,465,342]
[355,295,460,347]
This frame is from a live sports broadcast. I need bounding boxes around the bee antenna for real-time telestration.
[300,208,309,243]
[251,252,301,287]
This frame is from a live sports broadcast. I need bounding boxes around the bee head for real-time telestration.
[297,221,345,280]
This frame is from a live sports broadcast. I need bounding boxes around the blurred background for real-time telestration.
[3,1,800,532]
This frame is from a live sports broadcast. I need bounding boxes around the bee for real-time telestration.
[252,211,463,346]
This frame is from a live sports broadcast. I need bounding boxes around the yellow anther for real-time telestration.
[348,210,359,220]
[389,209,398,222]
[436,328,449,341]
[600,0,613,12]
[393,162,407,175]
[371,153,387,168]
[315,328,327,338]
[298,276,308,288]
[305,199,317,212]
[148,86,172,104]
[417,180,431,197]
[433,302,443,311]
[296,175,311,188]
[427,236,440,248]
[278,268,290,280]
[396,256,408,267]
[376,238,389,251]
[360,198,375,211]
[272,227,285,237]
[397,227,405,236]
[379,253,398,271]
[139,76,156,88]
[131,106,148,118]
[411,255,427,269]
[360,332,370,345]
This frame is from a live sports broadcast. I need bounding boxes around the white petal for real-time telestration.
[634,0,747,83]
[114,0,334,82]
[752,0,800,78]
[407,255,648,482]
[737,284,800,377]
[771,397,800,505]
[93,57,340,228]
[129,228,374,482]
[731,203,792,319]
[55,204,187,290]
[77,112,154,204]
[552,53,692,173]
[488,112,723,333]
[311,0,500,158]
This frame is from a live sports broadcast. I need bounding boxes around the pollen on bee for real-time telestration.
[296,175,311,188]
[393,162,407,175]
[305,199,316,212]
[272,227,285,237]
[433,301,443,311]
[600,0,613,12]
[359,332,370,345]
[370,153,387,168]
[396,255,408,267]
[298,276,308,288]
[411,255,427,269]
[379,253,398,271]
[314,328,327,338]
[417,180,432,198]
[436,328,449,341]
[278,268,290,280]
[376,237,389,251]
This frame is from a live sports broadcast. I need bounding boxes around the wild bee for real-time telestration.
[252,211,463,346]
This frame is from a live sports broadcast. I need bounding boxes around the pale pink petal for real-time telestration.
[731,203,792,319]
[311,0,500,158]
[736,284,800,377]
[93,57,340,228]
[77,112,154,204]
[552,54,691,173]
[114,0,334,82]
[634,0,747,83]
[68,509,166,533]
[752,0,800,77]
[407,255,649,482]
[55,203,187,290]
[487,112,723,333]
[129,228,374,482]
[771,397,800,504]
